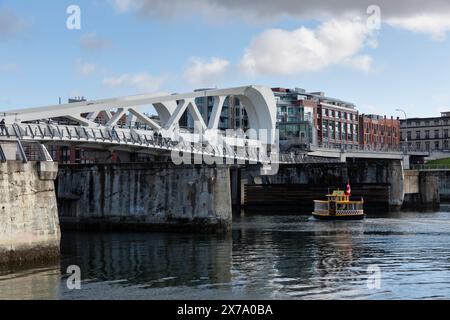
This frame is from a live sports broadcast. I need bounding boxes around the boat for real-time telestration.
[312,183,364,220]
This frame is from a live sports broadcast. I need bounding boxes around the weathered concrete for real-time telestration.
[434,170,450,201]
[0,161,60,268]
[404,170,419,194]
[57,163,232,232]
[403,170,440,209]
[419,172,440,209]
[240,160,405,211]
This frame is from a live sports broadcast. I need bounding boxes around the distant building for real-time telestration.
[314,92,359,149]
[359,114,400,149]
[186,89,248,131]
[400,112,450,151]
[272,87,317,148]
[47,97,125,164]
[273,88,360,150]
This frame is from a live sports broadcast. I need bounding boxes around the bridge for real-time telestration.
[0,85,430,169]
[0,85,440,267]
[0,86,283,167]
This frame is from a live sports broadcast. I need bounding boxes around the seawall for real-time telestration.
[57,163,232,232]
[240,160,405,211]
[0,161,60,268]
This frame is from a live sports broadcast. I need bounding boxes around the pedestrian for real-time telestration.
[0,118,6,136]
[111,126,119,140]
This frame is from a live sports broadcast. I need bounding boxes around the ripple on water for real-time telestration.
[2,210,450,299]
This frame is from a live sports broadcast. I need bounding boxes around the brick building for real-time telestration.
[359,114,401,150]
[314,92,359,149]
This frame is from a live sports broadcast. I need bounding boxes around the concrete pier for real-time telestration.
[0,161,60,268]
[57,163,232,232]
[404,170,441,209]
[240,160,406,211]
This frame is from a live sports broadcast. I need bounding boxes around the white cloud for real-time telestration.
[112,0,135,13]
[386,14,450,41]
[111,1,450,40]
[184,57,230,86]
[342,55,373,72]
[80,33,111,52]
[77,62,97,76]
[241,18,374,75]
[102,72,165,92]
[0,63,20,73]
[0,7,26,40]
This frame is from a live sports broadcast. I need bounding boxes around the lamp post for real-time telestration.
[396,109,408,151]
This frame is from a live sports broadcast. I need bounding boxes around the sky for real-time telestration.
[1,0,450,118]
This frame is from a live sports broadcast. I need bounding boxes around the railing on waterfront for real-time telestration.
[2,121,438,165]
[0,139,52,162]
[411,163,450,170]
[4,123,278,164]
[313,143,430,154]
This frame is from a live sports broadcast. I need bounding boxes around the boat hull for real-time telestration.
[312,213,365,220]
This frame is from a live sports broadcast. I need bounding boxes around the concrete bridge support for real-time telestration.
[0,161,60,268]
[57,163,232,232]
[403,170,440,209]
[239,160,406,211]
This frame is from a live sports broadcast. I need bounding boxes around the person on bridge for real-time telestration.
[0,119,6,136]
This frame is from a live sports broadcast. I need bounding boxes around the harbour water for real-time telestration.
[1,208,450,300]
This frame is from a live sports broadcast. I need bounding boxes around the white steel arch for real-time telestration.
[2,85,277,143]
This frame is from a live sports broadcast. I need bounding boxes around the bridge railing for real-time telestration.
[314,143,430,154]
[5,123,280,164]
[4,122,383,165]
[411,163,450,170]
[0,140,52,162]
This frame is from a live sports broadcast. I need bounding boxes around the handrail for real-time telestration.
[0,144,6,162]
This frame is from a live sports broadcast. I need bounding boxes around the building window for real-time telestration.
[323,121,329,139]
[425,130,430,139]
[330,121,335,139]
[445,140,449,150]
[426,141,430,150]
[445,129,449,138]
[435,141,440,150]
[435,130,440,139]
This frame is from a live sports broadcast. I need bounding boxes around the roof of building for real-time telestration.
[272,87,356,109]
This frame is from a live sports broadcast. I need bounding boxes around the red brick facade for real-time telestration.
[359,115,400,149]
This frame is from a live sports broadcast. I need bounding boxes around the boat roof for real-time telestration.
[326,190,347,197]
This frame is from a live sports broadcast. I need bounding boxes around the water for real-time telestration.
[2,208,450,300]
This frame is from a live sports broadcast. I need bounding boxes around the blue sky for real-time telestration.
[2,0,450,118]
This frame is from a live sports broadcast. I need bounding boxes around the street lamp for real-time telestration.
[395,108,408,150]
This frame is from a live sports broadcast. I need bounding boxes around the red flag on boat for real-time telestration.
[345,181,351,196]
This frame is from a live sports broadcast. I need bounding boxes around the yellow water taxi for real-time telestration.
[313,185,364,220]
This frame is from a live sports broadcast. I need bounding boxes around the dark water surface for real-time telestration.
[2,208,450,300]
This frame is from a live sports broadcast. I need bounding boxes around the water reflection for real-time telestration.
[1,210,450,299]
[60,232,232,289]
[0,267,60,300]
